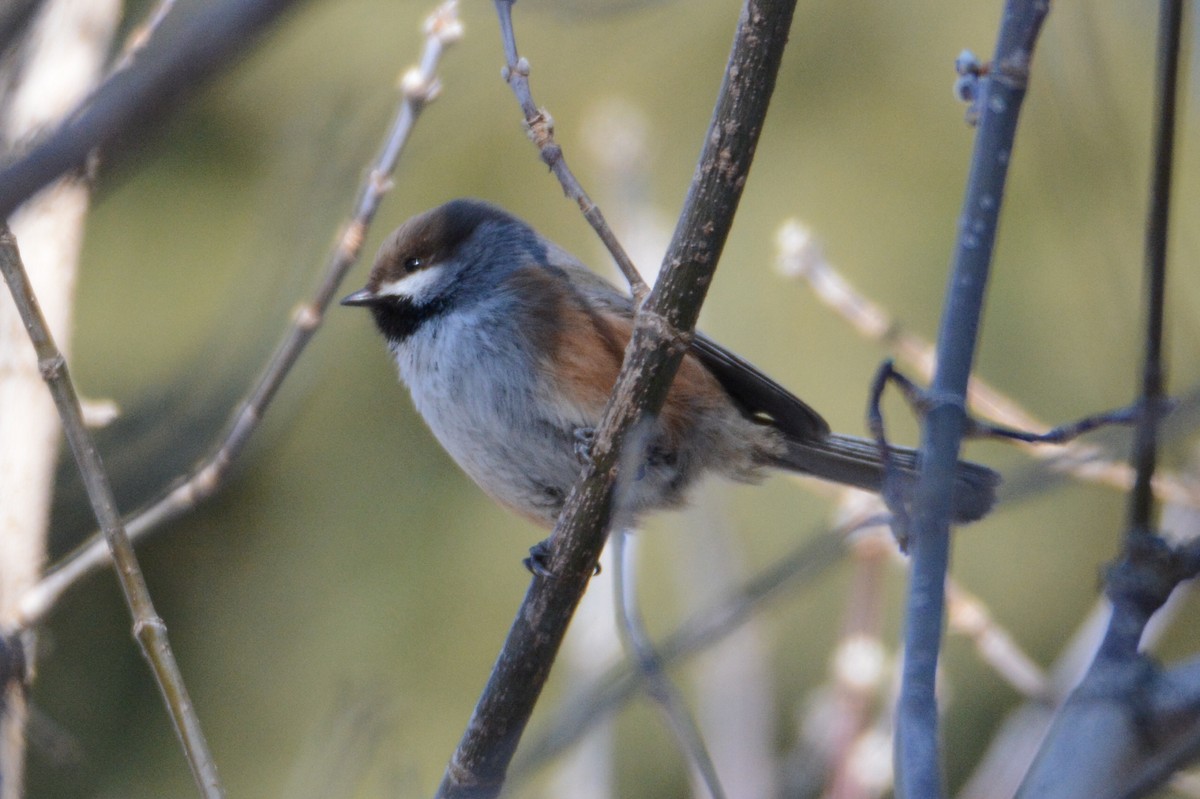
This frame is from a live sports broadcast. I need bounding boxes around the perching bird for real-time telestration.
[342,199,997,532]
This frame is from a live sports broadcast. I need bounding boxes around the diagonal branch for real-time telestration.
[894,2,1049,796]
[0,229,223,798]
[492,0,648,300]
[434,2,797,796]
[14,0,463,630]
[0,0,305,223]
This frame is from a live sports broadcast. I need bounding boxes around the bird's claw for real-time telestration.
[573,427,596,465]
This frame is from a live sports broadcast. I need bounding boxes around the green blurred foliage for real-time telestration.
[25,0,1200,797]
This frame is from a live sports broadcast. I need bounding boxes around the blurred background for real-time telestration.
[21,0,1200,796]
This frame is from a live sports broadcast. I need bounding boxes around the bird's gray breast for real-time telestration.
[391,305,582,522]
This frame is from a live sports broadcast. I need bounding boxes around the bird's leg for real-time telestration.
[523,537,555,577]
[870,359,1174,446]
[867,360,912,547]
[522,535,601,577]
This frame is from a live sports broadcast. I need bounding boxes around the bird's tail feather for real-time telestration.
[769,433,998,523]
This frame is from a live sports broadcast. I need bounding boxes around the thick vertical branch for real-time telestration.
[434,2,797,796]
[895,3,1048,797]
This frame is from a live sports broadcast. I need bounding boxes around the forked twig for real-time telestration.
[492,0,648,301]
[0,229,223,798]
[15,0,463,629]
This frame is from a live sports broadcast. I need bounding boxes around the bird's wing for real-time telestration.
[689,333,831,441]
[551,250,831,441]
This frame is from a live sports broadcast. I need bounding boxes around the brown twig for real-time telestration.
[492,0,649,301]
[434,2,797,796]
[0,229,224,797]
[14,0,463,630]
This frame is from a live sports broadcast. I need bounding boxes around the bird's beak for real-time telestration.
[340,287,380,307]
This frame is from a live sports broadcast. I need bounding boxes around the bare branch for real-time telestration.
[1125,0,1181,536]
[435,3,797,795]
[612,529,727,799]
[895,2,1049,795]
[0,229,223,797]
[492,0,648,300]
[0,0,306,222]
[14,0,462,630]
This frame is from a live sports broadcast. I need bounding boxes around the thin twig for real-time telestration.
[1126,0,1180,538]
[434,3,797,795]
[492,0,649,301]
[14,0,463,630]
[611,530,728,799]
[0,229,223,798]
[895,4,1049,796]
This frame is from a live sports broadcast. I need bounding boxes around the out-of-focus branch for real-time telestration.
[109,0,177,74]
[0,230,223,797]
[1018,0,1197,794]
[14,1,463,629]
[820,528,890,799]
[895,3,1049,796]
[434,3,797,795]
[611,529,727,799]
[492,0,648,300]
[0,0,306,223]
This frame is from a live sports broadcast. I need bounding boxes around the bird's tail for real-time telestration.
[768,433,999,523]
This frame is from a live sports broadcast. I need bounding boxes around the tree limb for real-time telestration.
[894,2,1049,796]
[433,2,798,796]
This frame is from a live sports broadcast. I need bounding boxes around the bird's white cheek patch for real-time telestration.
[377,264,445,301]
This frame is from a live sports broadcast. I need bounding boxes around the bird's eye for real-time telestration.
[402,256,424,273]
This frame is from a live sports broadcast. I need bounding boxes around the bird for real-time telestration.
[341,198,998,538]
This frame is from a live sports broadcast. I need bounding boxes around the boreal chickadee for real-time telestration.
[341,199,997,532]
